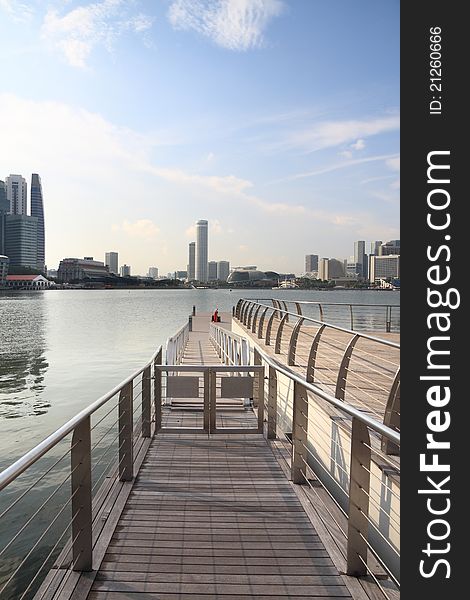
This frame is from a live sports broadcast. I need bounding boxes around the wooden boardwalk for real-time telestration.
[85,313,352,600]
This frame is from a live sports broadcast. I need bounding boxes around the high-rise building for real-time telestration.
[0,181,8,255]
[0,255,9,287]
[120,264,131,277]
[305,254,319,273]
[6,175,27,215]
[354,240,368,279]
[195,219,208,282]
[370,240,383,255]
[148,267,159,279]
[4,214,38,268]
[187,242,195,280]
[217,261,230,282]
[379,240,400,256]
[105,252,119,275]
[31,174,45,272]
[318,258,345,281]
[369,255,400,282]
[208,261,218,281]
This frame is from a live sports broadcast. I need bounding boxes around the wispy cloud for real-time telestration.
[386,156,400,171]
[112,219,160,238]
[167,0,284,51]
[41,0,154,68]
[0,0,34,22]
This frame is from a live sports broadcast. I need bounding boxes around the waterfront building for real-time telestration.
[187,242,195,281]
[6,274,53,289]
[0,255,9,287]
[369,254,400,282]
[354,240,368,279]
[105,252,119,275]
[227,268,279,287]
[370,240,383,255]
[379,240,400,255]
[318,258,345,281]
[0,181,8,255]
[148,267,159,279]
[4,214,38,269]
[208,261,218,281]
[31,174,45,272]
[120,264,131,277]
[305,254,319,273]
[47,269,58,279]
[176,270,187,279]
[5,174,27,215]
[345,258,361,279]
[58,257,110,282]
[217,261,230,282]
[195,220,208,282]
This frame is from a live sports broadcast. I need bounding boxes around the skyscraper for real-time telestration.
[0,181,8,255]
[120,264,131,277]
[305,254,319,273]
[31,174,45,271]
[354,240,367,279]
[148,267,159,279]
[187,242,196,281]
[208,261,218,281]
[6,175,27,215]
[217,261,230,282]
[195,220,208,282]
[370,240,382,256]
[105,252,119,275]
[4,214,38,268]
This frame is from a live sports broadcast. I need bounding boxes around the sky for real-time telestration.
[0,0,399,275]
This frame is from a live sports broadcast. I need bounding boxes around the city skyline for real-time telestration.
[0,1,399,274]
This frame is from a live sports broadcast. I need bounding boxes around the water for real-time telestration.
[0,287,398,597]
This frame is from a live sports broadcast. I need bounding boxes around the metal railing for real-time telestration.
[166,321,190,364]
[235,299,400,443]
[210,323,250,366]
[209,323,400,593]
[252,298,400,333]
[0,346,162,600]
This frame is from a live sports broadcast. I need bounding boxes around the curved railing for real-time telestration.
[0,346,162,600]
[235,299,400,449]
[252,298,400,333]
[210,323,400,591]
[166,321,190,364]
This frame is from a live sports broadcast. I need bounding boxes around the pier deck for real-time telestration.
[37,312,360,600]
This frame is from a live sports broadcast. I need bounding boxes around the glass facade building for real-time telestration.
[4,214,38,269]
[195,220,208,282]
[31,174,45,271]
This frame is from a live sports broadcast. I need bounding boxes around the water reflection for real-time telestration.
[0,293,50,418]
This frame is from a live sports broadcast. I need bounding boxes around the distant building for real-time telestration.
[148,267,159,279]
[369,255,400,282]
[208,261,218,281]
[105,252,119,275]
[195,220,208,282]
[305,254,318,273]
[345,259,361,279]
[379,240,400,256]
[6,274,53,289]
[217,261,230,282]
[318,258,345,281]
[187,242,195,281]
[370,240,383,255]
[31,174,45,272]
[176,270,188,279]
[6,174,27,215]
[58,257,110,282]
[0,181,8,255]
[354,240,368,279]
[120,264,131,277]
[0,255,9,287]
[4,214,38,269]
[47,269,58,279]
[227,269,279,287]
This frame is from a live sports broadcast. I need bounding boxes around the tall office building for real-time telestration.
[370,240,383,256]
[120,264,131,277]
[6,175,27,215]
[187,242,196,281]
[217,261,230,282]
[354,240,367,279]
[369,255,400,282]
[195,220,208,282]
[305,254,319,273]
[4,214,38,268]
[379,240,400,256]
[105,252,119,275]
[0,181,8,255]
[31,174,45,271]
[208,261,218,281]
[148,267,159,279]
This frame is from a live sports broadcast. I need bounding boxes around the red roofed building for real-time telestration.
[6,274,53,289]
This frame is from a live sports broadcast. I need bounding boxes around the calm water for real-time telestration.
[0,288,399,468]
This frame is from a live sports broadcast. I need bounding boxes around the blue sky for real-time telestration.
[0,0,399,274]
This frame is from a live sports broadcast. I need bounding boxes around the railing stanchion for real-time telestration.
[274,313,289,354]
[119,381,133,481]
[267,366,277,439]
[347,417,371,576]
[142,366,151,438]
[292,382,308,484]
[335,334,360,401]
[253,349,261,408]
[71,417,92,571]
[154,349,162,432]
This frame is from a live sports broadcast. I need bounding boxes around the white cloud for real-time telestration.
[287,115,399,153]
[0,0,34,22]
[386,156,400,171]
[167,0,284,51]
[112,219,160,238]
[41,0,153,68]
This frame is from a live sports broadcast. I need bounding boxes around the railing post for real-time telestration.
[382,368,400,455]
[287,317,304,366]
[253,349,261,408]
[265,310,276,346]
[335,334,360,401]
[267,366,277,439]
[386,306,392,332]
[292,381,308,484]
[119,381,133,481]
[251,305,262,333]
[274,313,289,354]
[258,306,269,339]
[154,349,162,432]
[349,305,354,330]
[281,301,289,323]
[142,366,151,438]
[71,417,92,571]
[347,417,371,576]
[208,369,216,433]
[192,305,196,316]
[247,303,255,329]
[255,365,264,433]
[295,302,302,316]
